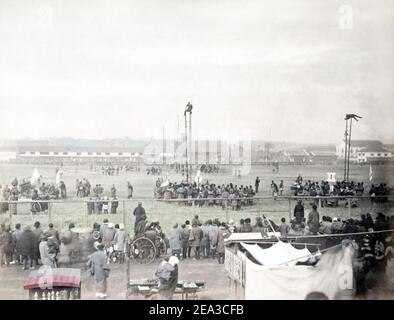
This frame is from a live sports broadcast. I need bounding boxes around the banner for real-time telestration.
[56,168,63,185]
[31,169,41,185]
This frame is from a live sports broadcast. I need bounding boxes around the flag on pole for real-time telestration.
[56,168,63,185]
[369,165,373,182]
[31,169,41,185]
[195,170,202,185]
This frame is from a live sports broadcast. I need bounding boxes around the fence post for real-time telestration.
[158,199,161,222]
[48,202,52,223]
[348,198,351,219]
[86,200,89,228]
[123,200,126,229]
[9,205,12,226]
[318,197,322,218]
[288,198,292,221]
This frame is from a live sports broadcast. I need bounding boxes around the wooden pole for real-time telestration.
[318,197,322,217]
[123,200,126,230]
[289,198,292,221]
[347,118,353,182]
[344,119,348,181]
[185,113,189,183]
[48,202,52,223]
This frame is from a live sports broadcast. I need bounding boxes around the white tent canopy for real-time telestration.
[241,241,312,267]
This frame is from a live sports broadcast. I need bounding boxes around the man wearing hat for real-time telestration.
[39,233,56,268]
[133,202,146,232]
[87,243,110,299]
[294,200,305,224]
[99,219,109,239]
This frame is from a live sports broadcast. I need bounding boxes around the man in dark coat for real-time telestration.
[127,182,133,199]
[255,177,261,193]
[18,226,37,270]
[46,223,60,245]
[32,221,43,265]
[110,197,118,214]
[11,223,22,265]
[133,202,146,231]
[294,200,305,224]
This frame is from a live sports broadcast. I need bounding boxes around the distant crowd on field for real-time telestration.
[291,174,391,201]
[90,164,141,175]
[287,200,394,236]
[0,178,67,215]
[155,179,257,210]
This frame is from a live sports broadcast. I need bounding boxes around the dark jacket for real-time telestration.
[133,206,146,219]
[294,204,305,223]
[18,228,37,256]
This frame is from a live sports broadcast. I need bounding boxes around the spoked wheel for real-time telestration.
[130,237,157,264]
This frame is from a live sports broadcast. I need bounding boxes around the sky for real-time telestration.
[0,0,393,144]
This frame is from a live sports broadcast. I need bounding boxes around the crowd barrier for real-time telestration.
[0,195,393,234]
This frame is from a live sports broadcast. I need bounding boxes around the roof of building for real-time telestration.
[350,140,383,148]
[17,146,143,154]
[358,145,389,153]
[309,151,338,157]
[285,150,310,157]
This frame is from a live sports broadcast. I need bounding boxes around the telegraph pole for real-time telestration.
[344,120,348,181]
[184,102,193,183]
[343,114,362,182]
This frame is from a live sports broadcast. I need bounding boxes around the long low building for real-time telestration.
[336,140,392,164]
[16,146,143,163]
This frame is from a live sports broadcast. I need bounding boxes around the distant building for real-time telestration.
[308,151,338,165]
[0,149,17,162]
[336,140,392,163]
[16,146,143,163]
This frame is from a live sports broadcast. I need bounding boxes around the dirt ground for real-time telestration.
[0,258,230,300]
[0,257,393,300]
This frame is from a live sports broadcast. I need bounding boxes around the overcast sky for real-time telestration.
[0,0,393,144]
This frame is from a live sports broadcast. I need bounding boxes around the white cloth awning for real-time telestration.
[241,241,312,266]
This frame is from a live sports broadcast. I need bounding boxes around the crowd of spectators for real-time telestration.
[155,181,256,210]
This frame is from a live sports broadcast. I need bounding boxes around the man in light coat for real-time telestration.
[169,224,182,258]
[39,234,56,268]
[307,204,320,235]
[113,224,128,263]
[87,243,110,299]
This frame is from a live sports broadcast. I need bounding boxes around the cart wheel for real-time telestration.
[131,237,157,264]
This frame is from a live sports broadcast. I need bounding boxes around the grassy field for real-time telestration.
[0,162,393,235]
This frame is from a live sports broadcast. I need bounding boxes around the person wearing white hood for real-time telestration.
[155,256,179,300]
[102,223,116,247]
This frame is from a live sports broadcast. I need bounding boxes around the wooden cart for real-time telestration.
[126,278,205,300]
